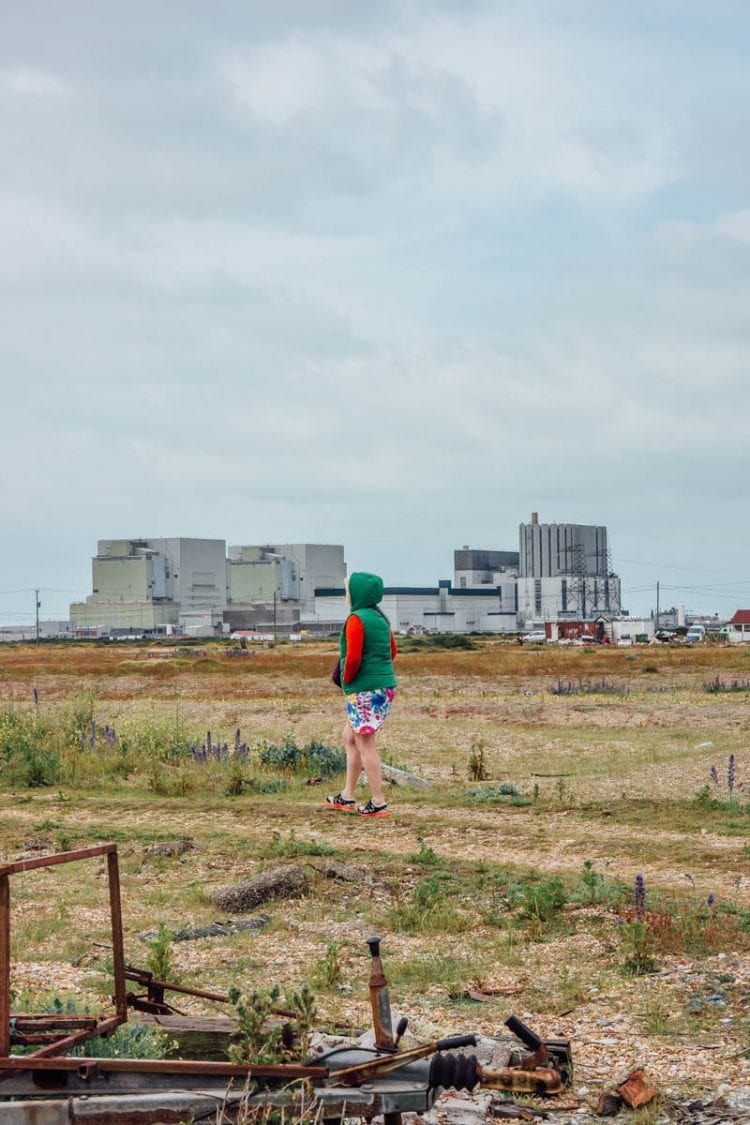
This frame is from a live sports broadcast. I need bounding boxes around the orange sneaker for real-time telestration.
[325,793,356,812]
[358,799,390,817]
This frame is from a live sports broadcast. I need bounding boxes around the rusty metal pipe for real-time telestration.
[477,1063,565,1095]
[0,844,117,877]
[107,850,128,1022]
[0,875,10,1059]
[366,936,395,1049]
[0,1056,328,1079]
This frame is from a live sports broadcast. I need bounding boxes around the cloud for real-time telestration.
[2,2,750,614]
[0,66,70,98]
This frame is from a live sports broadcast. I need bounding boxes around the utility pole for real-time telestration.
[35,588,41,642]
[655,581,660,632]
[273,591,277,644]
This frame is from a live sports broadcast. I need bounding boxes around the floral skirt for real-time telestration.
[346,687,396,734]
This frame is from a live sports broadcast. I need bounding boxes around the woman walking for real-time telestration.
[326,572,397,817]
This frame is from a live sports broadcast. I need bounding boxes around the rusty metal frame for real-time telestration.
[0,844,128,1066]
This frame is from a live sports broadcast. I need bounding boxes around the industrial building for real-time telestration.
[70,538,227,635]
[226,544,346,633]
[311,581,517,635]
[65,519,623,637]
[69,539,347,636]
[516,513,621,625]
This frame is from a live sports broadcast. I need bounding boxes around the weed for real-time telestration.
[312,942,342,991]
[467,738,489,781]
[619,917,660,975]
[259,737,345,777]
[388,953,468,993]
[11,996,175,1059]
[703,675,750,693]
[387,874,469,934]
[550,678,629,696]
[572,859,623,907]
[266,830,335,859]
[54,829,73,852]
[228,982,317,1065]
[465,784,531,806]
[406,837,443,867]
[708,754,744,803]
[146,922,177,982]
[518,876,567,925]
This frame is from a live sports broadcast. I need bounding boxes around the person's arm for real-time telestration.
[342,615,365,685]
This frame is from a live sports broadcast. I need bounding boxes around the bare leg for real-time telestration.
[354,731,386,806]
[342,722,362,800]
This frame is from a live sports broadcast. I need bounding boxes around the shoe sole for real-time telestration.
[359,810,391,818]
[325,803,357,812]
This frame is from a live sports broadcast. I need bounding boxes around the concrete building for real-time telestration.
[70,538,227,634]
[226,543,346,634]
[0,620,74,643]
[453,547,519,620]
[313,581,517,635]
[227,546,295,605]
[517,513,621,624]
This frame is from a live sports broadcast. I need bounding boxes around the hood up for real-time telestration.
[347,571,384,611]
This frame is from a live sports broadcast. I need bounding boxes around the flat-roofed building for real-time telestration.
[70,538,226,634]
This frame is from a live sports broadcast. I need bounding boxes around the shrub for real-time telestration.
[259,737,345,777]
[0,707,61,788]
[146,922,177,982]
[265,830,335,858]
[703,676,750,693]
[518,876,567,924]
[465,784,531,806]
[572,859,623,907]
[467,739,489,781]
[550,678,629,696]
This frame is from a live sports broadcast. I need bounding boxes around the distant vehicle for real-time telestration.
[686,625,706,644]
[522,630,547,643]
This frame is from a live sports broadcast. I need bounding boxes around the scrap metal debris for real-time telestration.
[138,915,269,943]
[667,1094,750,1124]
[142,837,195,860]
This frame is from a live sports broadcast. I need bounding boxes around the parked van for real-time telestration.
[686,625,706,644]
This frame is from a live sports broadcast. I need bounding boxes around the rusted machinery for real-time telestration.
[0,845,572,1121]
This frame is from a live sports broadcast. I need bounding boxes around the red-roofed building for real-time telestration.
[726,610,750,643]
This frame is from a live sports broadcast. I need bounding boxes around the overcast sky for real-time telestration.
[2,1,750,624]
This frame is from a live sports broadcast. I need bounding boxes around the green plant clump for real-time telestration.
[266,830,335,858]
[146,922,178,982]
[388,874,469,934]
[259,737,346,776]
[465,784,531,806]
[228,982,317,1065]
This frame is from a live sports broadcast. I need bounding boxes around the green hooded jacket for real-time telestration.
[339,572,397,695]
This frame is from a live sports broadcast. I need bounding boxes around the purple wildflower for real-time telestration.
[634,874,647,916]
[710,765,719,786]
[727,754,736,795]
[707,893,716,908]
[33,686,39,705]
[88,720,97,749]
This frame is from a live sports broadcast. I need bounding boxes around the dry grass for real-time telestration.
[1,640,749,1103]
